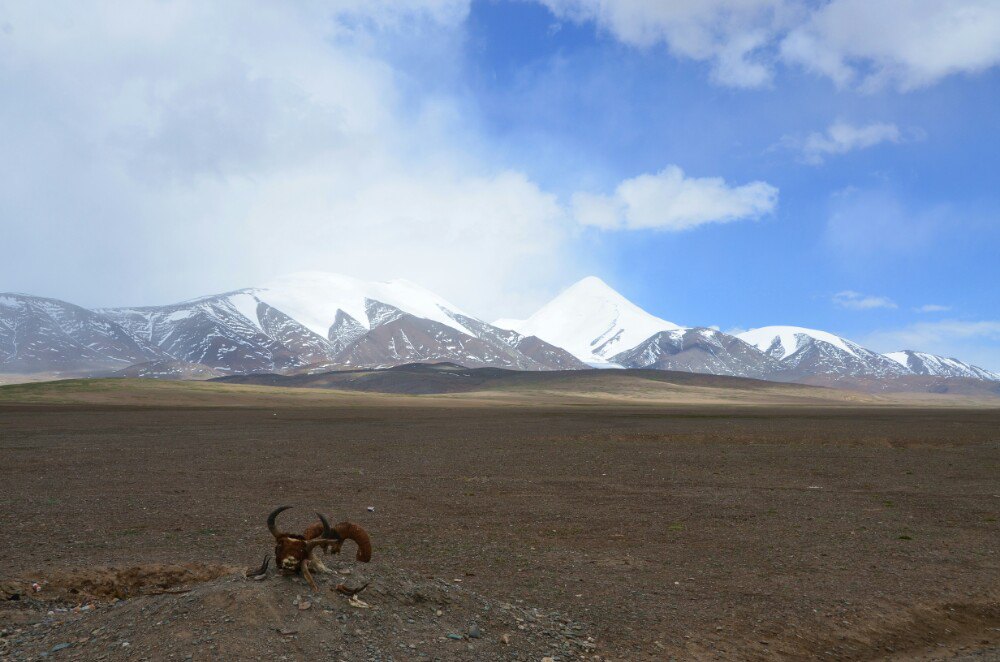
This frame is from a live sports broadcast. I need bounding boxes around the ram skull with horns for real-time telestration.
[267,507,339,591]
[267,506,373,591]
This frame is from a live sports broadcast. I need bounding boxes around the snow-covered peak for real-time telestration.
[254,271,473,338]
[737,325,861,360]
[494,276,682,364]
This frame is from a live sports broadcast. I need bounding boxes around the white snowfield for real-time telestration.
[493,276,682,364]
[737,325,862,360]
[253,272,475,338]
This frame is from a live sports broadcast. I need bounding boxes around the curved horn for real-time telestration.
[267,506,293,539]
[333,521,373,562]
[317,512,340,540]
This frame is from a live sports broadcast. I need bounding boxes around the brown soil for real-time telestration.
[1,385,998,659]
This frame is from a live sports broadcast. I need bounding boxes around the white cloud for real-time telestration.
[915,304,951,313]
[0,1,783,318]
[781,0,1000,91]
[572,166,778,232]
[862,320,1000,372]
[832,290,897,310]
[0,0,585,320]
[789,121,903,164]
[538,0,1000,90]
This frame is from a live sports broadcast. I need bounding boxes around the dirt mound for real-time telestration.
[1,559,598,660]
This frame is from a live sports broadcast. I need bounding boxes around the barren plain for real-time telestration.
[1,375,998,660]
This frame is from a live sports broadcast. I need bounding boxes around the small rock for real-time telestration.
[446,633,463,641]
[298,602,312,611]
[50,643,73,652]
[469,624,481,639]
[501,633,511,645]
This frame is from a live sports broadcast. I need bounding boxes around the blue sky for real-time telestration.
[463,1,1000,369]
[1,1,998,368]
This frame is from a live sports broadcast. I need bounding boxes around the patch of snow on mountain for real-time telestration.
[166,309,196,323]
[225,291,264,331]
[884,351,910,369]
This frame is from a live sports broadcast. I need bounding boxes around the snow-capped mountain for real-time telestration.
[0,294,162,375]
[884,350,999,381]
[612,327,784,379]
[98,291,328,374]
[2,274,997,389]
[494,276,682,365]
[93,272,584,374]
[737,326,909,380]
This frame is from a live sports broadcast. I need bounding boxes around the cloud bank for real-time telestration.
[0,0,793,318]
[540,0,1000,90]
[0,1,575,318]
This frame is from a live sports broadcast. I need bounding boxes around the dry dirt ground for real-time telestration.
[0,380,998,660]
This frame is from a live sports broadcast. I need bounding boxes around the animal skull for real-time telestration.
[267,506,339,590]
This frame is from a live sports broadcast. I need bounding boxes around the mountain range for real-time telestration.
[2,273,997,390]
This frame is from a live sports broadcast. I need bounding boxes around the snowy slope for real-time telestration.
[885,350,999,381]
[738,326,909,379]
[100,291,325,374]
[494,277,681,364]
[254,272,475,340]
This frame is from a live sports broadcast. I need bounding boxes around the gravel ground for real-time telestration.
[1,399,998,659]
[1,558,597,660]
